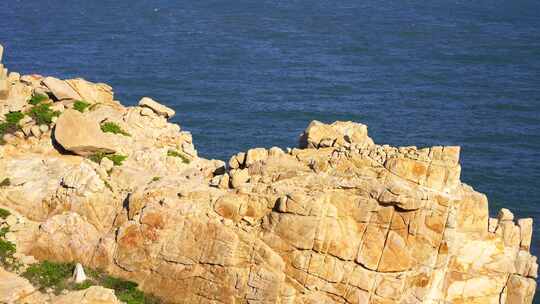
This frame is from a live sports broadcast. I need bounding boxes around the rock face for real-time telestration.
[0,46,537,303]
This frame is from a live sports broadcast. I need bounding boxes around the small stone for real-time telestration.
[498,208,514,221]
[8,72,20,83]
[39,124,49,133]
[100,157,114,172]
[30,125,41,138]
[21,126,32,137]
[5,215,17,226]
[14,131,25,139]
[2,133,14,143]
[19,115,33,126]
[269,146,285,157]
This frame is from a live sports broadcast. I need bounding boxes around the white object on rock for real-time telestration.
[72,263,87,284]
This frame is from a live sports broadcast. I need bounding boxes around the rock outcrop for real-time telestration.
[0,44,537,303]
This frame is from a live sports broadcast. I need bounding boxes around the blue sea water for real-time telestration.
[1,0,539,298]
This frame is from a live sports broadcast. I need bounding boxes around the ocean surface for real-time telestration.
[1,0,539,298]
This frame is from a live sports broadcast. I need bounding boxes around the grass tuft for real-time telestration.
[0,112,25,144]
[89,152,127,166]
[167,150,190,164]
[22,261,74,293]
[21,260,160,302]
[29,93,49,105]
[27,103,61,125]
[73,100,91,113]
[100,122,130,137]
[0,208,10,219]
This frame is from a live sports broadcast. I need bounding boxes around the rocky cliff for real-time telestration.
[0,45,537,303]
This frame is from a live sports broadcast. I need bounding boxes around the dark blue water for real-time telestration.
[1,0,539,297]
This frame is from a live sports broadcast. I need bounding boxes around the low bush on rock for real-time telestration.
[0,207,10,218]
[73,100,91,113]
[167,149,190,163]
[100,122,130,136]
[23,260,160,303]
[0,111,24,144]
[23,261,75,293]
[28,93,49,105]
[0,223,19,270]
[27,103,61,125]
[0,238,16,267]
[89,152,128,166]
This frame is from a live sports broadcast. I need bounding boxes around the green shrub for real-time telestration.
[167,150,190,164]
[73,100,91,113]
[89,152,127,166]
[0,227,8,238]
[0,178,10,187]
[29,93,49,105]
[151,176,161,182]
[27,104,61,125]
[5,111,25,125]
[0,238,16,265]
[21,260,160,303]
[101,276,159,304]
[22,261,75,293]
[0,208,10,219]
[73,281,93,290]
[100,122,130,137]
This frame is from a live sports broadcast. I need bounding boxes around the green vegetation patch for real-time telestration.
[5,111,25,125]
[22,260,160,302]
[23,261,75,292]
[89,152,128,166]
[27,103,61,125]
[29,93,49,105]
[0,111,25,144]
[100,122,130,137]
[73,100,91,113]
[0,208,10,219]
[0,238,16,265]
[167,150,190,164]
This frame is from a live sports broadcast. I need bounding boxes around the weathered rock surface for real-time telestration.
[0,44,537,303]
[54,109,117,156]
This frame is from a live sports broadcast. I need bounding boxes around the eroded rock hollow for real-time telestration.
[0,45,537,303]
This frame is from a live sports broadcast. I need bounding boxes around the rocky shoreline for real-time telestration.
[0,44,537,303]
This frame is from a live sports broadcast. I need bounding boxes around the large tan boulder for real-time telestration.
[66,78,114,104]
[42,76,82,100]
[54,109,116,156]
[299,120,373,148]
[0,267,37,303]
